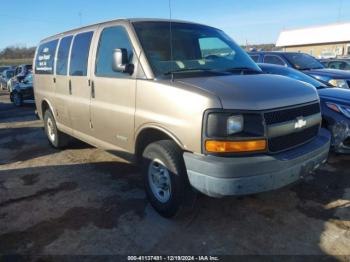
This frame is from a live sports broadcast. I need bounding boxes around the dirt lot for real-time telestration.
[0,90,349,260]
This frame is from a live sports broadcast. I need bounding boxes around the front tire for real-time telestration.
[142,140,195,218]
[13,92,23,107]
[44,110,70,149]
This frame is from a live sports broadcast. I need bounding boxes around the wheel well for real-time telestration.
[135,128,179,163]
[41,100,50,118]
[322,118,330,129]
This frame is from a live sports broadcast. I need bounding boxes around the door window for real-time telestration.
[56,36,73,75]
[250,55,259,62]
[95,26,133,78]
[263,55,286,66]
[328,61,349,70]
[35,39,59,74]
[69,31,93,76]
[330,61,350,70]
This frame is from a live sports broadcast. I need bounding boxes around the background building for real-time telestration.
[276,22,350,58]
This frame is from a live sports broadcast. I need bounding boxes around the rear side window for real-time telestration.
[70,31,93,76]
[95,26,133,78]
[264,55,286,66]
[35,39,59,74]
[56,36,73,75]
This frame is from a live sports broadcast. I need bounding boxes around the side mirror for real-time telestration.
[112,48,134,75]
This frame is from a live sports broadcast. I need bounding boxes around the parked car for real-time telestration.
[0,66,10,74]
[10,73,34,107]
[249,51,350,89]
[258,63,350,154]
[0,69,15,90]
[34,19,330,217]
[321,59,350,71]
[7,64,32,92]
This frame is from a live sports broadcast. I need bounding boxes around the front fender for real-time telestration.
[135,123,186,150]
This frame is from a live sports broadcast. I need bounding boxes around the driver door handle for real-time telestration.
[69,80,72,95]
[91,80,95,99]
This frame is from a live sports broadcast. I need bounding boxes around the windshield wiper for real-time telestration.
[163,68,220,76]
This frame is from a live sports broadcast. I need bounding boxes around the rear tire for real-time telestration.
[44,110,70,149]
[142,140,196,218]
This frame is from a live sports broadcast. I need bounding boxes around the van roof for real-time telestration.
[40,18,208,43]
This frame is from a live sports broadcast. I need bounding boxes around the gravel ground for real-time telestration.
[0,90,349,261]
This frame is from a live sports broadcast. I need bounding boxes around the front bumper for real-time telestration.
[184,129,331,197]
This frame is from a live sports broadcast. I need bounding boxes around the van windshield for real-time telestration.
[133,21,261,77]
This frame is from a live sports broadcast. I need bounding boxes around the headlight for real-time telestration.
[328,79,349,89]
[206,114,244,137]
[326,102,350,118]
[227,115,244,135]
[205,112,266,153]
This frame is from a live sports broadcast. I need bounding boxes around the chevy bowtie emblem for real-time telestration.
[295,117,307,129]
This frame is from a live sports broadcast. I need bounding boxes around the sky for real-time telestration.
[0,0,349,50]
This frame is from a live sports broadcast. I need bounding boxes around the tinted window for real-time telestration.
[6,70,14,78]
[96,26,133,77]
[264,55,285,66]
[328,62,339,69]
[329,61,350,70]
[70,32,93,76]
[56,36,73,75]
[284,53,324,70]
[250,55,259,62]
[35,40,59,74]
[133,22,261,77]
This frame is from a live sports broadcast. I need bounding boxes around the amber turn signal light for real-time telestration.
[205,140,267,153]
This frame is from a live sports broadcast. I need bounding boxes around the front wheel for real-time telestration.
[142,140,196,218]
[44,110,70,149]
[13,92,23,107]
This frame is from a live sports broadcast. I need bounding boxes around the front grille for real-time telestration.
[264,103,320,125]
[268,125,319,153]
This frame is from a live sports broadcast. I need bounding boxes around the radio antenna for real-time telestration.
[169,0,174,82]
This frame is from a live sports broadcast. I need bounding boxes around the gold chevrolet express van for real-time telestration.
[34,19,331,217]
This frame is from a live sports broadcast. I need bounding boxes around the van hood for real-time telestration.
[177,74,319,110]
